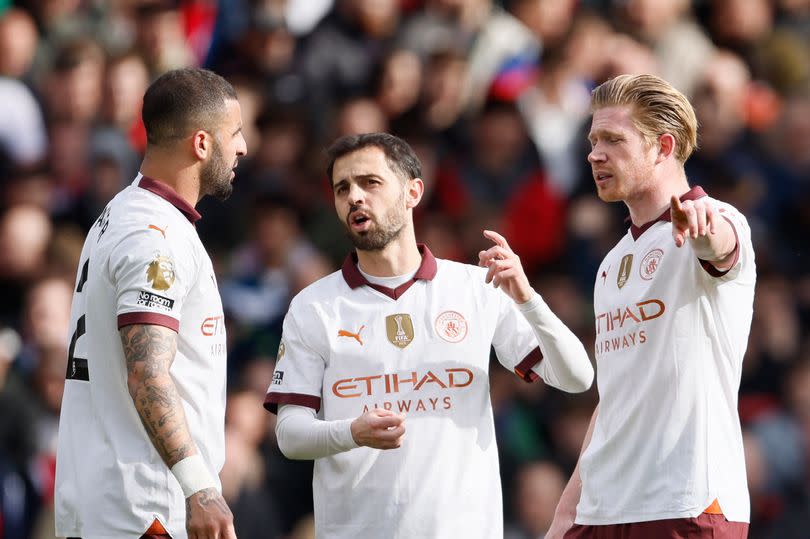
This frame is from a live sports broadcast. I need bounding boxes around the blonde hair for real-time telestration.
[591,74,698,162]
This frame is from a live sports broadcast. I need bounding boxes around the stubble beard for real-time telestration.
[595,183,622,203]
[200,138,234,201]
[346,200,407,252]
[600,151,660,204]
[595,168,650,204]
[348,216,406,251]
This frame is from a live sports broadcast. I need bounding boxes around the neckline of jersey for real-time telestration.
[341,244,438,300]
[628,185,707,241]
[137,175,202,224]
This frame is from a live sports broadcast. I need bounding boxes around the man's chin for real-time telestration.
[348,230,389,252]
[595,186,620,203]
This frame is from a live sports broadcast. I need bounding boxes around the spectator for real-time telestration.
[0,7,39,79]
[505,460,567,539]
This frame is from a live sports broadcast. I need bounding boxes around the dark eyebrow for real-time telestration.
[332,173,387,190]
[355,174,384,182]
[337,174,384,184]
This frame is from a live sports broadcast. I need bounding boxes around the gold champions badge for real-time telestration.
[386,313,414,349]
[617,254,633,289]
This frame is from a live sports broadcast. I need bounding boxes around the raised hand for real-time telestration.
[670,195,718,248]
[670,195,737,268]
[477,230,533,304]
[351,408,406,450]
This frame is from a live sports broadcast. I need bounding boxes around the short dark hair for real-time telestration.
[325,133,422,185]
[142,68,237,146]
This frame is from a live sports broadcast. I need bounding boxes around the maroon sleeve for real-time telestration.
[513,348,543,383]
[117,312,180,332]
[264,392,322,415]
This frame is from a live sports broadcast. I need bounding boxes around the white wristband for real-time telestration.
[170,454,217,498]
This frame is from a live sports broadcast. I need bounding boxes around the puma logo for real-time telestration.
[148,224,167,238]
[338,325,365,345]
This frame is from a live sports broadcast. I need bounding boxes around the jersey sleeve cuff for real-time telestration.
[699,216,740,277]
[117,312,180,332]
[336,418,359,451]
[264,392,322,415]
[514,348,543,383]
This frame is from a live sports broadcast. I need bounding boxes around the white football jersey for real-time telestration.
[265,247,551,539]
[55,174,227,539]
[576,187,755,525]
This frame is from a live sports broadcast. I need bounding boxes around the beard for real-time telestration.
[348,220,405,251]
[200,138,234,201]
[345,197,407,252]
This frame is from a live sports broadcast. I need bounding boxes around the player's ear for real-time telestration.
[656,133,675,164]
[404,177,424,209]
[191,130,211,160]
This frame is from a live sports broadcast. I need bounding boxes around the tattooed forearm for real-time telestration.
[122,324,176,376]
[120,324,195,467]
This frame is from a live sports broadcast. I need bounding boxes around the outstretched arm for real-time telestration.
[120,324,236,539]
[670,195,737,271]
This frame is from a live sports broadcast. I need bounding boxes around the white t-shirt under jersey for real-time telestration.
[265,246,588,539]
[55,174,227,539]
[576,187,755,525]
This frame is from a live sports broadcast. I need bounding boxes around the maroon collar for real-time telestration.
[137,175,201,224]
[341,244,438,300]
[629,186,707,240]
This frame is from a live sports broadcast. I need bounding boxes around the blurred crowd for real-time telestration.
[0,0,808,538]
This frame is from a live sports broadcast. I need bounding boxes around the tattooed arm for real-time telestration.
[120,324,236,539]
[121,323,191,465]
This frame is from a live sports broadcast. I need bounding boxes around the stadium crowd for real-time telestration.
[0,0,808,537]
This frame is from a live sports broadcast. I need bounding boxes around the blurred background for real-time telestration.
[0,0,808,537]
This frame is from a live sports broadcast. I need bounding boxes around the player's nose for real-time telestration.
[237,134,247,157]
[347,183,365,205]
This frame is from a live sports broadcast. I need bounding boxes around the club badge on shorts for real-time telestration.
[435,311,468,343]
[146,254,176,291]
[386,313,414,349]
